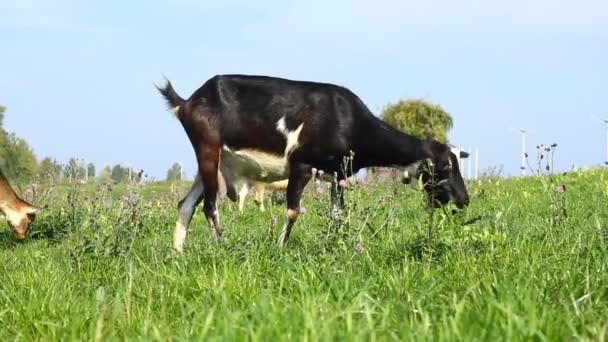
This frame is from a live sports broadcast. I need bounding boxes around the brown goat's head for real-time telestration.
[1,168,45,240]
[3,204,43,240]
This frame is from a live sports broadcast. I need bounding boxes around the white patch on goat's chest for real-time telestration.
[221,116,304,182]
[276,116,304,156]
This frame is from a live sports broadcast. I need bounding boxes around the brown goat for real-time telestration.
[0,168,44,240]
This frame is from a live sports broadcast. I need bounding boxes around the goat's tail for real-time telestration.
[155,76,186,116]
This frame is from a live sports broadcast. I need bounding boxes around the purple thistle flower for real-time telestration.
[299,207,306,214]
[556,185,566,193]
[355,242,364,254]
[338,179,347,187]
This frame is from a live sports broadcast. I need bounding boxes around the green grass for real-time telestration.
[1,169,607,341]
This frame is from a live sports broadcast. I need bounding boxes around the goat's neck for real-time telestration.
[0,197,18,216]
[0,175,28,215]
[356,118,431,168]
[0,171,19,201]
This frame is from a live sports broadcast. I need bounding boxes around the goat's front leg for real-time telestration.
[174,172,204,252]
[277,164,312,247]
[237,183,249,213]
[253,182,266,212]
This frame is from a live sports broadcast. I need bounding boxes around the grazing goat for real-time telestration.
[0,168,44,240]
[236,179,288,212]
[156,74,469,252]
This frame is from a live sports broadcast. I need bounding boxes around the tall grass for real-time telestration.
[1,167,607,340]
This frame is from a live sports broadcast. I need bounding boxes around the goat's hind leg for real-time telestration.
[199,146,223,242]
[174,173,204,252]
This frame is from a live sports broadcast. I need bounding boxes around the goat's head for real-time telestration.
[4,205,43,240]
[415,141,470,210]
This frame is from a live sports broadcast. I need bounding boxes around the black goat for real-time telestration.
[157,74,469,251]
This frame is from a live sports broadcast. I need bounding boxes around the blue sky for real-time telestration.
[1,0,607,180]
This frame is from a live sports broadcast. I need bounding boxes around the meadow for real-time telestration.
[1,162,607,340]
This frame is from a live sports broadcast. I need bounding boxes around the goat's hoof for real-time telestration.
[210,232,222,244]
[277,233,289,247]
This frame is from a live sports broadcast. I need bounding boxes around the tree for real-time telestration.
[0,105,38,183]
[1,132,38,184]
[77,163,87,180]
[87,163,96,179]
[38,157,62,181]
[63,158,92,181]
[166,162,183,181]
[99,166,112,184]
[63,158,79,181]
[111,164,130,183]
[380,98,453,144]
